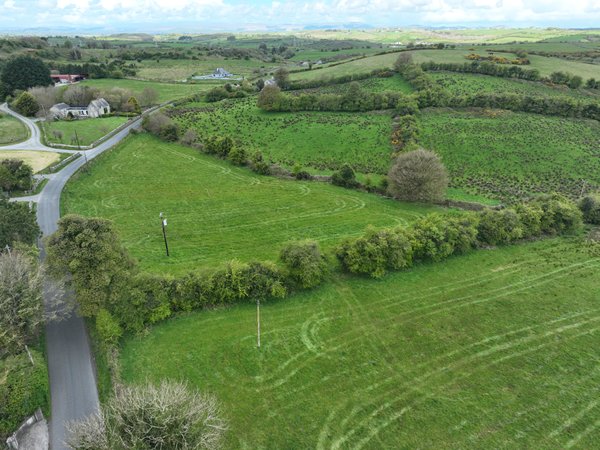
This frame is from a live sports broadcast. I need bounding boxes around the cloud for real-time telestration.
[1,0,599,29]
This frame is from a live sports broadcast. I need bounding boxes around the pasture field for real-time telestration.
[121,237,600,449]
[315,75,414,94]
[0,113,28,145]
[429,72,596,100]
[80,78,211,103]
[41,116,130,146]
[419,108,600,201]
[0,150,61,172]
[170,97,394,174]
[62,134,439,274]
[132,58,273,82]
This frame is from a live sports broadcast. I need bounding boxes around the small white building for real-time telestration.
[50,98,111,120]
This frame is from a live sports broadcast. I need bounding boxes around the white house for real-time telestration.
[50,98,111,120]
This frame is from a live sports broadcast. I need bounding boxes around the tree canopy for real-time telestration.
[0,56,52,97]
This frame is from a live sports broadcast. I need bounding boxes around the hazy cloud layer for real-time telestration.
[0,0,598,31]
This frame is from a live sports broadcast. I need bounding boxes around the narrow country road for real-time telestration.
[4,104,159,449]
[0,103,74,153]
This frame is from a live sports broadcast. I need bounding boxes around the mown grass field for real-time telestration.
[121,237,600,449]
[62,134,439,274]
[41,116,130,146]
[419,108,600,201]
[171,97,394,174]
[429,72,597,100]
[291,49,600,82]
[0,150,61,172]
[80,78,210,103]
[0,113,28,145]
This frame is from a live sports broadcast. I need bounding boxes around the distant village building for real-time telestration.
[50,98,110,120]
[51,74,86,85]
[191,68,241,80]
[264,78,277,87]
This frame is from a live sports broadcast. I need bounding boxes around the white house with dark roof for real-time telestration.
[49,98,111,119]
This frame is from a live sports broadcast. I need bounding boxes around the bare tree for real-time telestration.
[62,85,96,107]
[28,86,59,116]
[387,149,449,203]
[67,380,226,450]
[138,87,159,107]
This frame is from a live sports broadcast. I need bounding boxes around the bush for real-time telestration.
[280,241,328,288]
[228,146,247,166]
[95,309,122,347]
[331,163,358,188]
[0,199,39,248]
[578,194,600,225]
[476,209,523,246]
[514,203,544,238]
[0,350,49,440]
[205,86,230,102]
[67,380,225,450]
[533,194,583,235]
[411,213,478,262]
[336,226,413,278]
[142,112,179,142]
[250,151,271,175]
[388,149,448,203]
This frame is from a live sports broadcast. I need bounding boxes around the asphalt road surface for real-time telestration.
[3,104,157,449]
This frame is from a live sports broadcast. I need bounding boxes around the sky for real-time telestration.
[1,0,599,33]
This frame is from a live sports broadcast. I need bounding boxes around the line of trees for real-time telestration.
[257,83,418,113]
[337,194,583,278]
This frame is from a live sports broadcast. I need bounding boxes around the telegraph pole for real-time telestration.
[74,130,88,171]
[159,212,169,256]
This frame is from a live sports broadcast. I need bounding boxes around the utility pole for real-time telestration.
[74,130,88,171]
[257,298,261,349]
[159,212,169,256]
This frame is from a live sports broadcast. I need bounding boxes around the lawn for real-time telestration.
[41,116,130,146]
[120,236,600,449]
[429,72,596,100]
[0,150,61,172]
[62,134,439,274]
[170,97,394,174]
[419,108,600,201]
[80,78,211,103]
[0,113,28,145]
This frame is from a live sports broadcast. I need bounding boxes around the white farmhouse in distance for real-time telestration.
[50,98,111,119]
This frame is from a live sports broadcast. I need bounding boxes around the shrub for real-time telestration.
[228,146,247,166]
[95,309,122,347]
[0,199,39,248]
[578,194,600,225]
[67,380,225,450]
[210,260,286,304]
[331,163,359,188]
[476,209,523,246]
[387,149,448,203]
[205,86,230,102]
[117,273,173,332]
[0,350,49,439]
[514,203,544,238]
[250,151,271,175]
[412,213,478,262]
[279,241,328,288]
[142,112,179,142]
[336,226,413,278]
[533,194,583,235]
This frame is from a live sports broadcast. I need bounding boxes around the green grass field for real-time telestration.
[62,134,439,274]
[290,49,600,83]
[315,74,414,94]
[41,116,130,146]
[419,108,600,201]
[80,79,210,103]
[121,236,600,449]
[171,97,394,174]
[429,72,596,100]
[0,113,28,145]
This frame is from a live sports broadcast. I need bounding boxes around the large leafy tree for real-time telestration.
[0,55,52,97]
[0,250,43,358]
[0,199,39,248]
[45,215,136,317]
